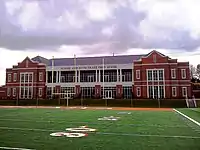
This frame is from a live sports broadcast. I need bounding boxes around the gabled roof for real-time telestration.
[48,55,143,66]
[31,56,50,65]
[142,50,168,58]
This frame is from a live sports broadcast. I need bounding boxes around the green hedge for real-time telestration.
[0,99,192,108]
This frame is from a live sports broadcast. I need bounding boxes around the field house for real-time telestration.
[0,50,199,150]
[0,50,194,100]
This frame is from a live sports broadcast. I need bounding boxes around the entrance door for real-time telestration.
[105,90,112,99]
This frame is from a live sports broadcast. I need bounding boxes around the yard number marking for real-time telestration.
[50,132,87,137]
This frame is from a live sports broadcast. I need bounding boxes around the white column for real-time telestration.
[78,70,80,82]
[96,70,98,82]
[59,71,61,83]
[117,69,119,82]
[157,70,160,99]
[120,69,122,82]
[27,73,29,99]
[98,70,101,83]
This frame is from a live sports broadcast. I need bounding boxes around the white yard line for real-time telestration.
[173,109,200,127]
[0,126,199,139]
[0,118,189,128]
[0,146,35,150]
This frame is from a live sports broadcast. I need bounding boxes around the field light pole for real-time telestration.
[102,58,105,99]
[51,56,54,99]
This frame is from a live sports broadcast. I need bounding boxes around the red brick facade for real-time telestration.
[0,50,192,100]
[133,50,191,99]
[5,57,46,99]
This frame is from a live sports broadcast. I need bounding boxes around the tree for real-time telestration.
[196,64,200,79]
[189,64,196,79]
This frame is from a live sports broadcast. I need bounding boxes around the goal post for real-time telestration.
[52,91,75,107]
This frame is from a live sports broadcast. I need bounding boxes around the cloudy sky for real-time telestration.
[0,0,200,85]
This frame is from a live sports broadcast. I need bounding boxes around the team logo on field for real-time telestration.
[50,132,87,137]
[66,126,97,132]
[98,116,120,121]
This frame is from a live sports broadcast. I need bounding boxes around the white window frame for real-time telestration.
[172,87,176,97]
[136,70,140,79]
[39,72,43,81]
[13,88,16,97]
[182,87,187,97]
[13,73,17,82]
[171,69,176,79]
[181,69,186,79]
[88,75,94,82]
[8,74,12,82]
[39,88,42,97]
[136,87,141,97]
[7,88,11,96]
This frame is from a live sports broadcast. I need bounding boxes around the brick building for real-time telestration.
[0,50,192,100]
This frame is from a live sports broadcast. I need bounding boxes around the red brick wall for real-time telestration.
[133,51,191,99]
[5,57,46,99]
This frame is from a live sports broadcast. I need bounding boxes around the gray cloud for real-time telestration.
[0,0,200,54]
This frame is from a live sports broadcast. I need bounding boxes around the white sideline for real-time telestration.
[0,146,35,150]
[0,126,199,139]
[173,109,200,127]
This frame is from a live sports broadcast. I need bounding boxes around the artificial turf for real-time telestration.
[0,108,199,150]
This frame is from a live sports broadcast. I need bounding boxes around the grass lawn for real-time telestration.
[0,107,199,150]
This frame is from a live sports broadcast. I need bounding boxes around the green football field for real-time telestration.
[0,107,199,150]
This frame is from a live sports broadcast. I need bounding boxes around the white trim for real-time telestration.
[173,109,200,127]
[136,87,141,97]
[171,69,176,79]
[13,73,17,81]
[172,87,177,97]
[10,67,45,70]
[7,88,11,96]
[142,50,166,58]
[8,74,12,82]
[134,63,188,67]
[134,80,190,83]
[13,88,16,97]
[39,72,43,81]
[135,84,191,87]
[7,82,46,84]
[38,88,42,97]
[136,70,140,79]
[47,82,133,87]
[181,69,186,79]
[182,87,187,97]
[7,86,45,88]
[134,63,177,66]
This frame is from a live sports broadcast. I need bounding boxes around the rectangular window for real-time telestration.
[158,70,164,80]
[39,88,42,97]
[172,87,176,97]
[7,88,11,96]
[25,74,29,82]
[8,74,12,82]
[153,70,158,80]
[136,87,141,97]
[39,72,43,81]
[29,73,33,82]
[181,69,186,79]
[136,70,140,79]
[147,70,152,81]
[13,88,16,97]
[182,87,187,97]
[171,69,176,79]
[21,74,25,82]
[88,75,94,82]
[13,73,17,82]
